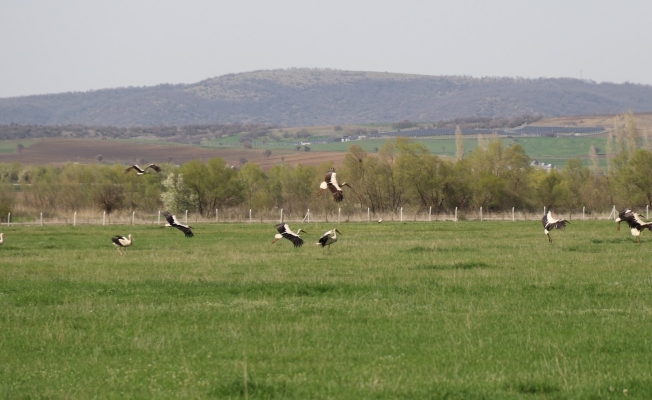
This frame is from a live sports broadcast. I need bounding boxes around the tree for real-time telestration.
[455,125,464,161]
[263,149,272,159]
[93,183,124,215]
[160,172,197,214]
[619,149,652,205]
[238,163,272,209]
[16,143,24,154]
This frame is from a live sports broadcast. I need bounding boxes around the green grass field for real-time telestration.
[0,140,34,154]
[1,221,651,398]
[201,134,607,167]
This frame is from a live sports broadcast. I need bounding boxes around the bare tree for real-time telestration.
[263,149,272,159]
[93,184,124,215]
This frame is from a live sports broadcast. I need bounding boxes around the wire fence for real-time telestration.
[0,206,633,227]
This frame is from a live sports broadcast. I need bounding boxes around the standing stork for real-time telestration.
[316,228,341,250]
[272,223,307,247]
[542,208,569,242]
[162,212,194,237]
[111,234,133,256]
[0,232,4,245]
[617,209,652,243]
[125,164,162,175]
[318,168,351,202]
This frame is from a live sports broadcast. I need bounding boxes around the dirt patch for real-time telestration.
[534,112,652,130]
[0,138,346,170]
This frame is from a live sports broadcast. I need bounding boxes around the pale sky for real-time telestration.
[1,0,651,99]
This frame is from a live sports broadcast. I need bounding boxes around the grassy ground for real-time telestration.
[201,135,607,167]
[1,221,651,398]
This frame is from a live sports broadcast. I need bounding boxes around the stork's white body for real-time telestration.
[111,234,133,256]
[316,229,341,250]
[0,232,4,245]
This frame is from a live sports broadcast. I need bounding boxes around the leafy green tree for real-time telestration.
[618,149,652,205]
[160,172,197,214]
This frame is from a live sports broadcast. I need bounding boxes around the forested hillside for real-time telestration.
[1,69,651,127]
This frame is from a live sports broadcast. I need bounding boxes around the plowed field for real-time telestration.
[0,138,346,170]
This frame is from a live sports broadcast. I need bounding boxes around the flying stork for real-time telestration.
[616,209,652,243]
[272,223,307,247]
[318,168,351,202]
[542,208,569,242]
[162,212,194,237]
[125,164,162,175]
[111,234,133,256]
[615,208,634,231]
[316,228,341,250]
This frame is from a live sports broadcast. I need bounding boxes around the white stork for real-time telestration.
[0,232,4,245]
[125,164,162,175]
[162,212,194,237]
[542,208,569,242]
[272,223,307,247]
[111,234,133,255]
[318,168,351,202]
[316,228,341,250]
[616,209,652,243]
[615,208,634,231]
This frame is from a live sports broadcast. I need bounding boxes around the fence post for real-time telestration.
[307,209,310,223]
[185,210,188,224]
[216,209,218,222]
[338,208,341,223]
[429,206,432,222]
[280,208,283,223]
[455,207,457,222]
[40,212,43,227]
[158,210,161,225]
[512,207,515,222]
[583,207,585,220]
[7,213,10,226]
[249,209,252,223]
[103,211,106,226]
[480,207,482,222]
[132,211,135,225]
[400,207,403,222]
[367,208,370,222]
[648,205,649,219]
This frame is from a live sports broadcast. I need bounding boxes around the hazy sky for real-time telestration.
[1,0,651,98]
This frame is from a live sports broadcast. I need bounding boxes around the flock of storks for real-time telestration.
[0,164,647,253]
[543,207,652,243]
[110,166,349,255]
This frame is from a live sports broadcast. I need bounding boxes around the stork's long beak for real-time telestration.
[341,182,351,188]
[271,238,279,244]
[317,189,323,197]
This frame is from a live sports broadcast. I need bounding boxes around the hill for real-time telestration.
[1,69,652,127]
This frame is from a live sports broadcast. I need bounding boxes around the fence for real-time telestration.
[0,206,632,227]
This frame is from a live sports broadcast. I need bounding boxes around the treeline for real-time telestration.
[1,114,650,218]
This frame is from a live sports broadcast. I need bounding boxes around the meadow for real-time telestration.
[1,220,651,398]
[200,135,607,167]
